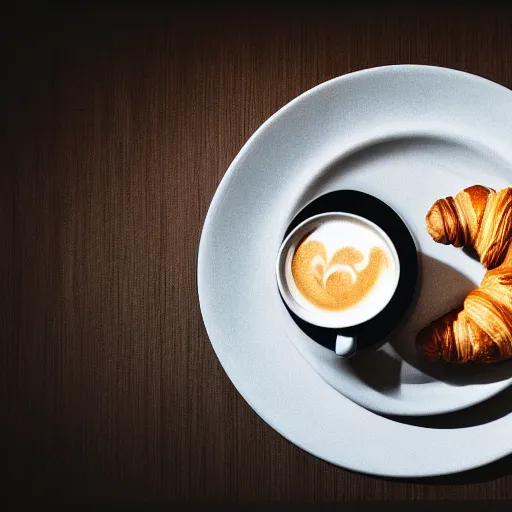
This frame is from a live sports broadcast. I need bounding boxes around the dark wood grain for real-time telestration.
[3,6,512,505]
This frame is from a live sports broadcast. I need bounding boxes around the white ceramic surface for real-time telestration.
[198,66,512,476]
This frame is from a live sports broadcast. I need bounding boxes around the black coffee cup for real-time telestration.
[277,190,419,357]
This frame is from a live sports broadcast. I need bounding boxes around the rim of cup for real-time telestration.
[276,212,401,329]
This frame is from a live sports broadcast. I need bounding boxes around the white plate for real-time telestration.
[198,66,512,476]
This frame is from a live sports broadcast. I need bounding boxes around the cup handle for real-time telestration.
[335,334,357,358]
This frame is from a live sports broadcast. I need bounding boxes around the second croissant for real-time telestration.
[417,185,512,364]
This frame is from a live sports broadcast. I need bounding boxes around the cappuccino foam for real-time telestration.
[285,218,398,323]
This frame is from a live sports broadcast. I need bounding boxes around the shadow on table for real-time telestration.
[387,452,512,485]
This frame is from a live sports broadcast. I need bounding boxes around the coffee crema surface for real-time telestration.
[286,219,398,319]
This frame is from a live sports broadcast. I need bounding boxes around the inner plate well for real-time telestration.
[284,133,512,416]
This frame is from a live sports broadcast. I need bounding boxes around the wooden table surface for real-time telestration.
[4,6,512,506]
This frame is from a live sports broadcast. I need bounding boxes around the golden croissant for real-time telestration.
[416,185,512,363]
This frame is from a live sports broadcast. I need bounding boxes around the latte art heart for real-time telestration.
[292,241,389,310]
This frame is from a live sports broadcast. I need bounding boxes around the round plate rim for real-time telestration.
[197,65,512,477]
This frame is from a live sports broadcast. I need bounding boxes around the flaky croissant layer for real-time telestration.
[417,185,512,364]
[425,185,512,269]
